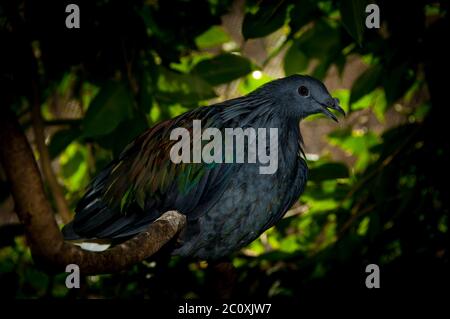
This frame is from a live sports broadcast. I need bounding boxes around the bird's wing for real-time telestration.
[64,105,237,240]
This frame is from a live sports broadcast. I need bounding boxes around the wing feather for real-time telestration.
[63,105,237,240]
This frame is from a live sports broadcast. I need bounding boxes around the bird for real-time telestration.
[62,74,345,260]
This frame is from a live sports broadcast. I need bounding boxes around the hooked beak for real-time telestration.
[319,97,346,122]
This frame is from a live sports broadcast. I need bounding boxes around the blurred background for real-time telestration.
[0,0,448,298]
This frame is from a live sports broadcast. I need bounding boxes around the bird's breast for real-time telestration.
[175,147,306,259]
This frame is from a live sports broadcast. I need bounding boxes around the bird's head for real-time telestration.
[255,74,345,122]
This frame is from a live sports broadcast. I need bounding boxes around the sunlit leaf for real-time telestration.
[279,236,300,253]
[238,73,273,95]
[246,238,265,256]
[301,197,339,213]
[328,129,380,170]
[195,25,231,49]
[170,53,212,74]
[156,67,216,104]
[357,216,370,236]
[350,88,386,120]
[169,103,190,117]
[371,89,388,122]
[331,89,350,114]
[59,144,89,191]
[61,149,84,179]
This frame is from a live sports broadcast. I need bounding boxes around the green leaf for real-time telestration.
[296,20,340,60]
[156,67,216,104]
[287,21,340,80]
[312,57,332,80]
[82,81,134,138]
[383,63,414,106]
[24,268,49,296]
[340,0,367,46]
[61,149,85,179]
[350,64,382,106]
[97,116,148,157]
[195,26,231,49]
[357,216,370,236]
[137,5,165,39]
[238,73,273,95]
[242,2,289,39]
[309,163,350,182]
[59,144,89,191]
[288,0,321,34]
[371,89,388,122]
[192,54,253,86]
[283,42,308,76]
[48,128,81,159]
[335,54,347,76]
[328,129,380,171]
[330,89,350,114]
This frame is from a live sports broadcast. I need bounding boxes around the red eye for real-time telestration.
[298,86,309,96]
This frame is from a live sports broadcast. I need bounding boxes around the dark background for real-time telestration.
[0,0,448,299]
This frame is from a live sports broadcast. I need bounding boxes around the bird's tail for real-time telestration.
[61,221,81,240]
[62,222,111,252]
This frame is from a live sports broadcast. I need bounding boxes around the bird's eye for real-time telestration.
[298,86,309,97]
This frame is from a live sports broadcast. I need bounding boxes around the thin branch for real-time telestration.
[76,96,95,176]
[0,109,186,275]
[43,119,82,127]
[31,82,72,224]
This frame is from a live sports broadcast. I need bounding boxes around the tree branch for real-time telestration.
[43,119,82,127]
[0,109,186,275]
[31,83,72,224]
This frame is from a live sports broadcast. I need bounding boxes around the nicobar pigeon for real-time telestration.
[62,75,345,260]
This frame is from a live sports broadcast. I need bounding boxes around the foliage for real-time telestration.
[0,0,448,299]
